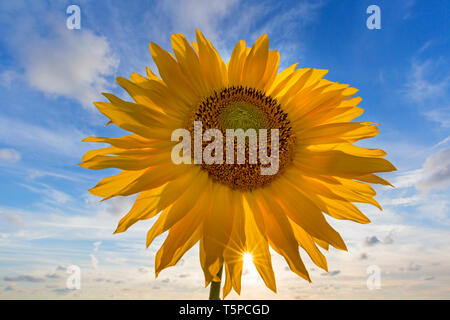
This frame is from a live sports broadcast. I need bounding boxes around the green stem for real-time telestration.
[208,265,223,300]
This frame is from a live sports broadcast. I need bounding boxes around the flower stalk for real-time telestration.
[208,265,223,300]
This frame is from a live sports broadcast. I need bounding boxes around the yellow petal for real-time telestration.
[354,173,393,186]
[222,264,233,299]
[270,178,348,251]
[223,191,245,294]
[313,237,329,251]
[145,66,161,81]
[261,50,280,91]
[307,143,387,158]
[82,135,157,149]
[294,149,397,177]
[297,104,364,130]
[117,77,187,122]
[287,173,375,222]
[171,33,209,97]
[278,69,328,107]
[95,94,173,140]
[155,209,204,276]
[149,42,199,105]
[114,185,166,234]
[324,105,364,124]
[257,190,311,282]
[243,195,277,292]
[80,152,171,171]
[270,68,311,99]
[267,63,298,94]
[156,166,202,210]
[199,238,227,286]
[195,29,227,91]
[203,184,233,275]
[288,82,351,121]
[146,170,209,247]
[288,218,328,271]
[297,122,379,145]
[89,162,188,199]
[242,34,269,89]
[293,183,371,224]
[227,40,247,86]
[88,170,144,199]
[81,146,121,162]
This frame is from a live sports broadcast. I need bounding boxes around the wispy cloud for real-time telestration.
[0,116,89,159]
[19,182,73,206]
[0,210,24,227]
[404,56,450,134]
[0,148,21,163]
[3,275,45,283]
[424,108,450,128]
[405,59,449,103]
[157,0,240,42]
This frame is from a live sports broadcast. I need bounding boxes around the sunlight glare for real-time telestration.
[243,252,253,266]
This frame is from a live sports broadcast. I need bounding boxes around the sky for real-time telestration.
[0,0,449,299]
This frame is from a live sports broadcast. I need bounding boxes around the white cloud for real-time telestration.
[416,148,450,191]
[1,2,119,108]
[0,148,21,163]
[23,29,119,108]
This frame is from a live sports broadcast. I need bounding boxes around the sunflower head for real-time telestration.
[81,29,396,298]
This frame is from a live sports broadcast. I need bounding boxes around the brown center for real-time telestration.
[186,86,295,191]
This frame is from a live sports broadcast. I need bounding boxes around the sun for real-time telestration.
[242,252,259,278]
[242,252,253,267]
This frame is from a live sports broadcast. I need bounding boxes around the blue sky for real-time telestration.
[0,0,449,299]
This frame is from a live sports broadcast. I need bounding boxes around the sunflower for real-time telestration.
[80,30,396,299]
